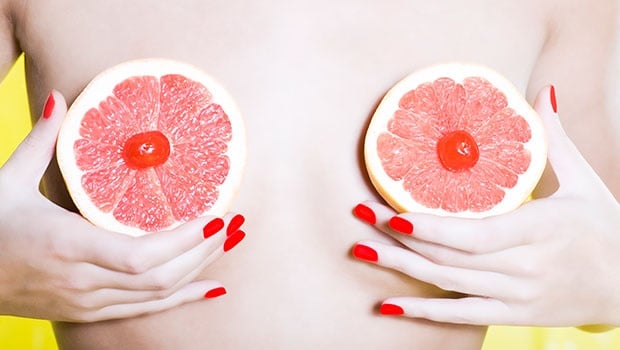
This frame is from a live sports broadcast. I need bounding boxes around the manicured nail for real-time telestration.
[224,230,245,252]
[227,214,245,236]
[379,303,404,316]
[203,218,225,239]
[43,92,55,119]
[389,216,414,235]
[550,85,558,113]
[204,287,227,299]
[352,243,378,262]
[353,203,376,225]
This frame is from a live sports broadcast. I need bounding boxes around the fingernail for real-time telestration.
[550,85,558,113]
[224,230,245,252]
[389,216,414,235]
[353,203,376,225]
[352,243,378,262]
[227,214,245,236]
[379,303,404,316]
[204,287,227,299]
[43,91,55,119]
[203,218,225,239]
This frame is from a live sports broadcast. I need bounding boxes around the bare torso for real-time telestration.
[3,0,618,348]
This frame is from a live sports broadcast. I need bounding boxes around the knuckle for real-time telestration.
[465,231,489,254]
[61,272,92,292]
[514,259,538,277]
[154,287,177,300]
[463,218,499,253]
[511,285,540,303]
[46,236,71,260]
[146,273,177,291]
[122,254,152,274]
[425,248,450,265]
[435,276,459,292]
[69,295,99,312]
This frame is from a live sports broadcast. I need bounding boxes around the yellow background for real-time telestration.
[1,56,620,349]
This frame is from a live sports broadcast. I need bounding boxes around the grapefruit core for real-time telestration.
[364,63,547,218]
[56,59,246,236]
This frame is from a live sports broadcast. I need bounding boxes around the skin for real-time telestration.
[0,0,618,349]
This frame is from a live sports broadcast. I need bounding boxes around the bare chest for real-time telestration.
[20,0,547,200]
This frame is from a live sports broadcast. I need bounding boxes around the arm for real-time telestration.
[351,0,620,327]
[0,7,247,321]
[0,91,245,322]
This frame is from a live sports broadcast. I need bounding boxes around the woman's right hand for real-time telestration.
[0,91,246,323]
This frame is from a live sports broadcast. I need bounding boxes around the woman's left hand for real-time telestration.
[352,86,620,327]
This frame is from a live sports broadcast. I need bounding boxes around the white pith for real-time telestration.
[364,63,548,218]
[56,58,246,236]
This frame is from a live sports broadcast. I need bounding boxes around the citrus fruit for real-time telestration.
[364,63,547,218]
[56,59,246,236]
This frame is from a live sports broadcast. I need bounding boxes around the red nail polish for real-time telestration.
[224,230,245,252]
[353,203,376,225]
[352,244,378,262]
[203,218,225,239]
[550,85,558,113]
[204,287,227,299]
[43,92,55,119]
[379,303,404,316]
[389,216,414,235]
[227,214,245,236]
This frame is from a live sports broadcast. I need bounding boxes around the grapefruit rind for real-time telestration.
[56,59,246,236]
[364,63,547,218]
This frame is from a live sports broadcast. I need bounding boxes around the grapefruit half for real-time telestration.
[56,59,246,236]
[365,63,547,218]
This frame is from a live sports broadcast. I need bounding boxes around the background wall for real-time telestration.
[1,56,619,349]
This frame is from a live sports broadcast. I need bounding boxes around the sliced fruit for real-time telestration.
[56,59,246,235]
[364,63,547,218]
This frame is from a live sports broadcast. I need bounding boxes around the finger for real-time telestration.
[76,243,227,308]
[110,226,245,292]
[353,200,396,230]
[355,201,531,254]
[354,201,510,269]
[82,226,226,291]
[534,85,601,194]
[78,279,226,322]
[352,240,512,298]
[2,90,67,185]
[75,212,244,274]
[384,212,529,256]
[379,296,511,326]
[355,202,538,274]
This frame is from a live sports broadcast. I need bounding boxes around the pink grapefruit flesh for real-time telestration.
[57,59,246,235]
[365,63,546,218]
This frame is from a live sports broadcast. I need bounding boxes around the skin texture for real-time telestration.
[0,0,618,349]
[354,86,620,326]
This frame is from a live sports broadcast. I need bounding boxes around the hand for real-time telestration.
[0,91,247,323]
[352,86,620,327]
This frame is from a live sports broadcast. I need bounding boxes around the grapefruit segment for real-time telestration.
[57,59,246,236]
[365,63,546,218]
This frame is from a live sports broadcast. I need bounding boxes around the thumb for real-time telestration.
[3,90,67,186]
[533,85,599,195]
